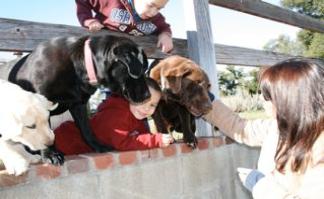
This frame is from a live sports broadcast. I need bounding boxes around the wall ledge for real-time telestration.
[0,136,229,190]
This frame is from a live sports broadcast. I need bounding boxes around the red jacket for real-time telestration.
[54,95,162,155]
[75,0,172,36]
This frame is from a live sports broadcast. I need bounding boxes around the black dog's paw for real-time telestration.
[184,135,198,149]
[41,146,65,166]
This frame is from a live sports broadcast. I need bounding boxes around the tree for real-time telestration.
[263,34,304,56]
[281,0,324,19]
[280,0,324,58]
[242,69,260,96]
[218,66,244,96]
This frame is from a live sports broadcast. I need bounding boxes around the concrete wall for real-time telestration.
[0,138,260,199]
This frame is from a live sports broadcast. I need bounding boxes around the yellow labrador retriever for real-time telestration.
[0,80,58,175]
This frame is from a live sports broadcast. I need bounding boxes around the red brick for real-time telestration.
[162,145,176,157]
[179,143,194,153]
[212,137,225,147]
[91,154,114,170]
[0,171,28,188]
[66,155,90,174]
[118,151,137,165]
[139,148,160,161]
[35,164,61,180]
[197,138,210,150]
[139,150,150,160]
[148,148,160,159]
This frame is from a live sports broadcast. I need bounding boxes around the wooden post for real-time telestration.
[182,0,219,137]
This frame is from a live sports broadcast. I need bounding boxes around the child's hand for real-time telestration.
[161,134,174,147]
[157,32,173,53]
[84,19,104,32]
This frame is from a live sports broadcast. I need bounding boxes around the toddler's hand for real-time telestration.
[157,32,173,53]
[161,134,174,147]
[84,19,104,32]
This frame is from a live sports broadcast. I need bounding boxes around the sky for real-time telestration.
[0,0,300,61]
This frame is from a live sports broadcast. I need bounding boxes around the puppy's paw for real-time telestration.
[3,157,29,176]
[41,146,64,166]
[184,135,198,149]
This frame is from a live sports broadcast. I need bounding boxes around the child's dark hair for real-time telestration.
[145,77,161,93]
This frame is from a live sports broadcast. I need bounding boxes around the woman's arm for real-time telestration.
[203,100,277,146]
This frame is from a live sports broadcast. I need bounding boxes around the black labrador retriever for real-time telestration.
[8,34,150,153]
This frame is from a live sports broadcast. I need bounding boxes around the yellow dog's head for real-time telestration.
[0,80,57,151]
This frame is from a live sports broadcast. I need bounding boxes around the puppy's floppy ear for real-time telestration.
[149,58,192,94]
[141,49,148,73]
[0,112,23,141]
[162,67,192,94]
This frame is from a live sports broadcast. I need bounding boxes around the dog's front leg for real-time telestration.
[69,103,114,152]
[0,141,29,176]
[178,107,197,149]
[152,104,169,134]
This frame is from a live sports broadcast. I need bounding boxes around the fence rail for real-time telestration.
[209,0,324,33]
[0,17,297,67]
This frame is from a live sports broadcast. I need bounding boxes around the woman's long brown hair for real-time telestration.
[259,58,324,173]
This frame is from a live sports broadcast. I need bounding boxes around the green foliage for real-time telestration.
[263,34,305,56]
[219,66,260,96]
[243,69,260,96]
[297,30,314,49]
[281,0,324,19]
[305,33,324,58]
[219,66,244,96]
[280,0,324,58]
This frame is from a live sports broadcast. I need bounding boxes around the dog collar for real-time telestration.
[84,39,98,85]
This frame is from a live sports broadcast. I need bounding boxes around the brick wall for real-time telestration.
[0,137,260,199]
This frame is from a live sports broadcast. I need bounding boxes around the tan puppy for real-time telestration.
[0,80,57,175]
[150,55,212,116]
[149,55,212,148]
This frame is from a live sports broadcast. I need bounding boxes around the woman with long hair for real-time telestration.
[204,58,324,199]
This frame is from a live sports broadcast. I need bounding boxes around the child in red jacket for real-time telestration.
[54,78,174,155]
[76,0,173,53]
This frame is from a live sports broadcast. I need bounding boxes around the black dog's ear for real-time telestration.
[141,49,148,73]
[112,47,147,79]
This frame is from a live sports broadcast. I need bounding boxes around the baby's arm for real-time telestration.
[75,0,104,31]
[153,13,173,53]
[157,32,173,53]
[110,130,173,151]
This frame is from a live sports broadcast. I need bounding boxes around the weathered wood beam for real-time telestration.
[209,0,324,33]
[215,43,296,66]
[0,18,295,66]
[0,18,188,59]
[183,0,219,136]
